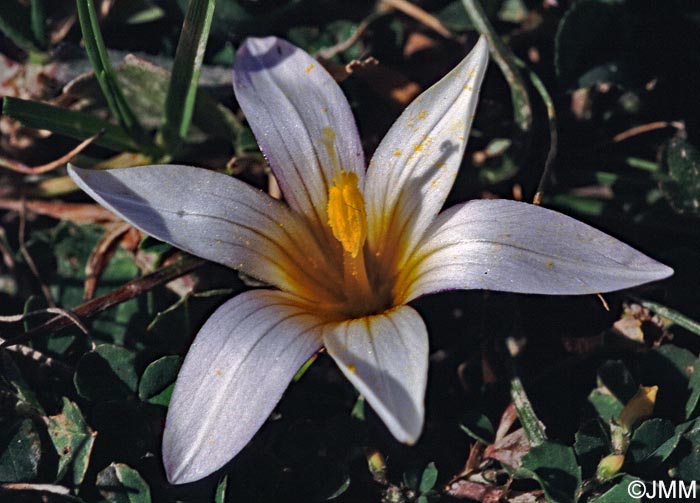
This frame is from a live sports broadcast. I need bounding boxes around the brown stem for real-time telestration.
[2,254,207,348]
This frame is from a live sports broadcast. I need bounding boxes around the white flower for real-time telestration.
[69,36,672,484]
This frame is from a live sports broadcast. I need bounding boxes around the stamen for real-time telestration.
[327,171,367,258]
[323,128,377,313]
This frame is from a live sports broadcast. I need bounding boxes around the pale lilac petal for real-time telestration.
[365,37,489,273]
[398,199,673,302]
[162,290,324,484]
[233,36,364,236]
[68,164,342,301]
[323,306,428,444]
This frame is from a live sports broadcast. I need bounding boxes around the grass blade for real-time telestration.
[511,376,547,447]
[75,0,147,145]
[461,0,532,135]
[30,0,47,49]
[2,96,142,153]
[160,0,216,152]
[640,300,700,336]
[0,0,40,54]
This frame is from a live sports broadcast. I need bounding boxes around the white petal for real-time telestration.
[162,290,324,484]
[233,36,365,235]
[323,306,428,444]
[398,199,673,302]
[68,164,342,301]
[365,37,489,272]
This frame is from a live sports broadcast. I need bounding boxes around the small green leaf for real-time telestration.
[628,418,675,464]
[138,355,182,406]
[678,452,700,482]
[2,96,142,153]
[0,352,45,415]
[0,419,41,482]
[47,398,96,485]
[74,344,139,401]
[459,411,495,444]
[96,463,151,503]
[160,0,216,151]
[590,475,641,503]
[419,462,438,493]
[521,441,582,503]
[662,139,700,217]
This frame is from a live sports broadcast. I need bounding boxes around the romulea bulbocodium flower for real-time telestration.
[69,36,672,484]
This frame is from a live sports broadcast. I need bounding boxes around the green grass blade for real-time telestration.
[0,0,40,53]
[75,0,147,143]
[640,300,700,336]
[2,96,142,153]
[160,0,216,152]
[461,0,532,134]
[510,376,547,447]
[30,0,47,48]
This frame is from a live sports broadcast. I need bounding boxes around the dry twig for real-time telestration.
[0,130,103,175]
[2,254,206,348]
[381,0,454,39]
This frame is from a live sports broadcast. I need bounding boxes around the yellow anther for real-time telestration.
[327,171,367,258]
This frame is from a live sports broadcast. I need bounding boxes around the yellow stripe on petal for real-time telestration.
[327,171,367,258]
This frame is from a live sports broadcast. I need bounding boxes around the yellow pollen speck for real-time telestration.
[463,84,474,91]
[417,110,427,119]
[305,63,315,73]
[321,106,328,113]
[414,137,433,152]
[347,363,357,374]
[245,240,250,246]
[327,171,367,258]
[238,263,244,268]
[436,161,445,168]
[215,369,223,377]
[393,148,401,156]
[545,261,554,268]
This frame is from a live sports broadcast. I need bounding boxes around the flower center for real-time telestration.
[321,127,391,317]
